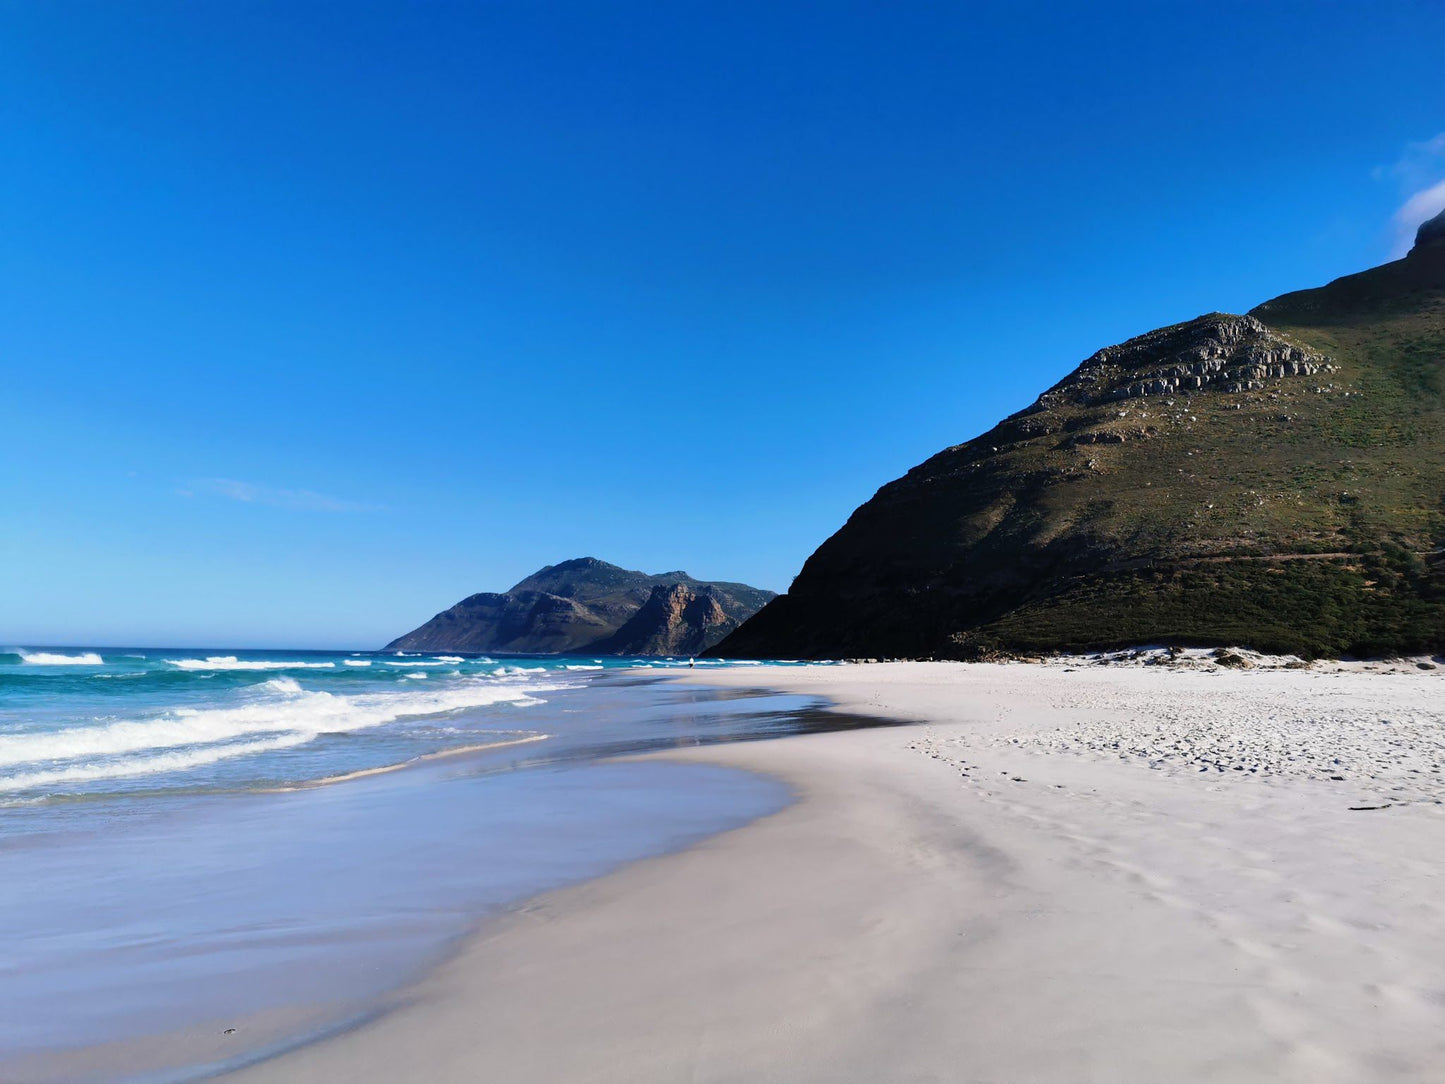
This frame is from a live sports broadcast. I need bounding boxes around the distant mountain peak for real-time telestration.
[386,559,774,655]
[543,556,611,572]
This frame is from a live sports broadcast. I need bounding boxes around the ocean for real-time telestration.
[0,646,858,1081]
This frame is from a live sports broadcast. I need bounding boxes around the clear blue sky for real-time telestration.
[4,1,1444,648]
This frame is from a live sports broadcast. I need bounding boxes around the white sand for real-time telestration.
[227,661,1445,1082]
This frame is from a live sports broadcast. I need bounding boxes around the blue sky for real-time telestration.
[4,1,1445,648]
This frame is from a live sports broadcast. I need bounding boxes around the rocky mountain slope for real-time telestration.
[386,558,774,655]
[713,208,1445,660]
[588,583,740,656]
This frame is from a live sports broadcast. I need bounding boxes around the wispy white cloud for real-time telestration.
[1376,133,1445,185]
[1391,178,1445,258]
[1381,133,1445,257]
[180,478,383,513]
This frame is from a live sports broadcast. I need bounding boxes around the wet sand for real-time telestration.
[223,659,1445,1082]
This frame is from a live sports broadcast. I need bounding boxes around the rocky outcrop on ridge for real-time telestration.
[1036,314,1334,407]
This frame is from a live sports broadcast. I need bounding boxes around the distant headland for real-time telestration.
[386,558,775,656]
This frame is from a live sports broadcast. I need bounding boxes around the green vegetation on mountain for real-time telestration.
[713,209,1445,660]
[386,558,775,655]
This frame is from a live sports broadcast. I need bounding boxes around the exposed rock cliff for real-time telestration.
[713,208,1445,660]
[589,584,738,655]
[1037,313,1333,407]
[386,558,774,655]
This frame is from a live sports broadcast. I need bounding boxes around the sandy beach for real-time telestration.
[227,659,1445,1082]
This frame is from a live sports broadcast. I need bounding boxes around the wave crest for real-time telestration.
[164,656,337,671]
[17,651,104,666]
[0,677,562,790]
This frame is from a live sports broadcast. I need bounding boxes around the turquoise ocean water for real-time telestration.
[0,646,859,1081]
[0,647,764,803]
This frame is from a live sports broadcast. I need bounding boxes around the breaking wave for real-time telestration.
[0,675,559,793]
[165,656,337,671]
[17,651,105,666]
[2,735,309,793]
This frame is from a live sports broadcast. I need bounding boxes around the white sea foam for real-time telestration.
[383,660,448,668]
[17,651,104,666]
[435,656,465,663]
[564,664,604,671]
[0,735,311,794]
[0,677,560,782]
[164,656,337,671]
[404,672,428,679]
[343,659,372,667]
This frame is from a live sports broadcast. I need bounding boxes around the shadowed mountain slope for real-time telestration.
[386,558,774,655]
[713,209,1445,660]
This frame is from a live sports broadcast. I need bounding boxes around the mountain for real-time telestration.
[385,558,775,655]
[713,208,1445,660]
[588,583,741,656]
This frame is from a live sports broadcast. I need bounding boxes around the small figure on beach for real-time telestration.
[689,658,695,668]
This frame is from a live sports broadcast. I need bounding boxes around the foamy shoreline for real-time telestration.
[221,659,1445,1083]
[0,667,826,1084]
